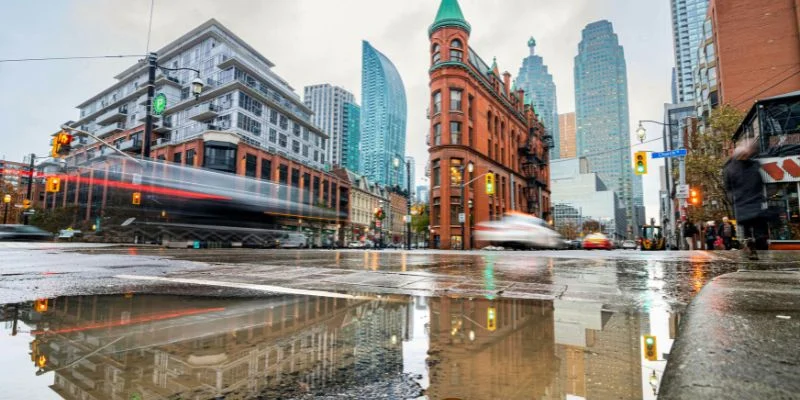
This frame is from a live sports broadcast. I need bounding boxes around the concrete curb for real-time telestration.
[659,270,800,399]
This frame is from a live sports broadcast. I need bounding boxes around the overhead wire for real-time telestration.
[0,55,144,63]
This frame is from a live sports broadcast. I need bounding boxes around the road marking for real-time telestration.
[115,274,373,300]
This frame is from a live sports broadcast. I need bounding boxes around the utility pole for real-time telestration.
[406,160,412,251]
[23,153,35,225]
[143,52,158,159]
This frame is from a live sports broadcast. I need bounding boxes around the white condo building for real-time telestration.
[303,84,356,169]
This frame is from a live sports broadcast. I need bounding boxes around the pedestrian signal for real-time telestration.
[643,334,657,361]
[22,199,31,209]
[132,192,142,205]
[487,306,497,331]
[46,176,61,193]
[485,173,496,195]
[690,188,701,205]
[51,131,74,158]
[634,151,648,175]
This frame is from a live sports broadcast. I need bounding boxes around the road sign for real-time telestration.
[458,213,465,223]
[651,148,687,159]
[153,93,167,115]
[676,184,690,199]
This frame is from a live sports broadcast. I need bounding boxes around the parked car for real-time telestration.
[57,229,83,241]
[582,233,614,250]
[621,240,638,250]
[348,241,366,248]
[475,212,565,250]
[0,225,54,241]
[278,233,307,248]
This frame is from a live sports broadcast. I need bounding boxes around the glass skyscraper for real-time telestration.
[574,20,640,235]
[516,37,559,159]
[342,102,361,173]
[671,0,709,103]
[361,40,407,187]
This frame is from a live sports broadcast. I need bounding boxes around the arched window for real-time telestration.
[432,44,441,65]
[449,39,463,62]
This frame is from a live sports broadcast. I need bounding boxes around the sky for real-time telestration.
[0,0,673,220]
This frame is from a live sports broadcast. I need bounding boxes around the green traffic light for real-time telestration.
[637,164,645,173]
[645,337,654,345]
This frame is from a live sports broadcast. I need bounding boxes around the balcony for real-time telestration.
[118,138,142,153]
[153,117,173,133]
[95,122,125,137]
[155,74,182,88]
[189,103,220,121]
[96,106,128,126]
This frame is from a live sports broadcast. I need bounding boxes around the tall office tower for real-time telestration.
[516,37,559,159]
[558,112,576,159]
[405,156,415,194]
[361,40,407,187]
[303,84,356,168]
[574,20,638,235]
[342,102,361,173]
[670,0,709,102]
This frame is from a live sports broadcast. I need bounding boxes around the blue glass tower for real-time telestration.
[361,41,407,187]
[342,102,361,173]
[671,0,709,103]
[516,37,559,159]
[575,20,640,234]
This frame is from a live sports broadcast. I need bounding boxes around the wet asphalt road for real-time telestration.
[1,243,798,400]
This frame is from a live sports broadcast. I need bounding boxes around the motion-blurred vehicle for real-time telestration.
[621,240,638,250]
[582,233,613,250]
[639,225,666,251]
[57,229,83,241]
[348,241,365,248]
[0,225,53,241]
[278,233,307,249]
[569,239,583,249]
[475,212,565,250]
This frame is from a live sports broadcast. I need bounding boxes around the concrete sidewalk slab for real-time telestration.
[659,270,800,399]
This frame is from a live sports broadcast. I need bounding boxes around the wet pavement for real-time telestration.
[0,243,798,399]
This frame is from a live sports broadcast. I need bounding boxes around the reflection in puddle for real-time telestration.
[0,292,677,399]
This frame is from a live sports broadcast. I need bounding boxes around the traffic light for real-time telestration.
[22,199,31,209]
[45,176,61,193]
[485,173,496,195]
[689,188,701,205]
[634,151,648,175]
[34,299,48,313]
[643,334,658,361]
[132,192,142,205]
[487,306,497,331]
[50,131,74,158]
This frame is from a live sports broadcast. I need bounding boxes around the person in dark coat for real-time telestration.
[723,139,768,259]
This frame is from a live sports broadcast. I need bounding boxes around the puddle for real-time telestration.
[0,292,679,399]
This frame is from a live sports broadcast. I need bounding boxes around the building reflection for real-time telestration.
[16,294,409,399]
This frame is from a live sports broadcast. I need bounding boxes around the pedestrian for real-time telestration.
[723,138,769,260]
[705,221,717,250]
[683,219,698,250]
[718,216,736,250]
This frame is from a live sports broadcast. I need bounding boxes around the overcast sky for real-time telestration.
[0,0,673,219]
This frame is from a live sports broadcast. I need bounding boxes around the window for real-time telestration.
[450,158,463,185]
[238,92,263,116]
[303,128,309,141]
[302,173,311,203]
[314,150,319,162]
[451,39,462,49]
[244,154,257,177]
[450,48,463,62]
[186,149,196,166]
[450,89,462,111]
[468,95,474,120]
[269,128,277,143]
[432,197,441,226]
[279,114,288,130]
[302,144,309,157]
[432,91,442,114]
[292,140,300,153]
[293,122,301,136]
[237,112,262,136]
[291,169,300,202]
[279,134,288,147]
[432,159,440,187]
[450,122,461,144]
[270,109,278,124]
[173,152,182,164]
[432,44,441,64]
[433,123,441,145]
[203,145,236,173]
[450,197,461,225]
[468,127,474,146]
[260,158,272,181]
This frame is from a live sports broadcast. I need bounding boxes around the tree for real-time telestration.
[556,223,579,239]
[582,219,601,233]
[0,180,21,224]
[29,205,80,233]
[411,204,429,234]
[684,104,744,223]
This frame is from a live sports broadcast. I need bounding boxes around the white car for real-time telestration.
[278,233,307,248]
[475,212,565,250]
[621,240,638,250]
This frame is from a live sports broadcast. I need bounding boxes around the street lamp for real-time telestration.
[636,122,647,143]
[3,194,11,225]
[460,161,474,250]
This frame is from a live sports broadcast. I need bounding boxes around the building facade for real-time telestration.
[427,0,551,250]
[335,169,387,244]
[303,84,356,168]
[574,20,639,237]
[416,185,429,203]
[671,0,710,103]
[558,112,577,159]
[405,156,415,195]
[361,41,407,187]
[516,37,560,160]
[342,102,361,173]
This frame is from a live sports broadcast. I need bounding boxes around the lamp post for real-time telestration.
[3,194,11,224]
[460,161,474,250]
[143,52,204,158]
[638,119,681,249]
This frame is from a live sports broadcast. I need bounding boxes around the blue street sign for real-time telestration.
[651,148,687,159]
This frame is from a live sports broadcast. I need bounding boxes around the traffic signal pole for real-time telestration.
[23,153,35,225]
[406,160,412,251]
[143,52,158,159]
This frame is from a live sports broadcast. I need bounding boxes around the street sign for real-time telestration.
[676,184,690,199]
[458,213,465,223]
[152,93,167,115]
[651,148,687,159]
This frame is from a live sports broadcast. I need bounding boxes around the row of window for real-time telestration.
[431,39,464,65]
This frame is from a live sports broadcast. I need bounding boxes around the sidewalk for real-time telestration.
[659,270,800,399]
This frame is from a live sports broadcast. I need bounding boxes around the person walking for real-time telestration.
[723,139,769,260]
[718,216,736,250]
[683,219,698,250]
[705,221,717,250]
